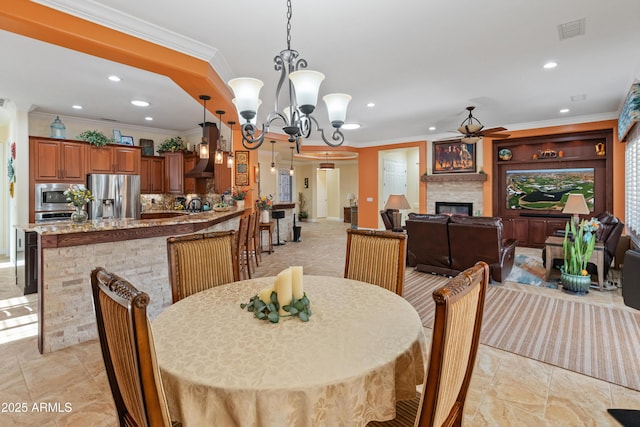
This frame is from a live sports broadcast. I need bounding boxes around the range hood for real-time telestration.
[184,122,219,178]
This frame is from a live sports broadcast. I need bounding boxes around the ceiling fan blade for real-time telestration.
[484,132,510,139]
[479,126,507,135]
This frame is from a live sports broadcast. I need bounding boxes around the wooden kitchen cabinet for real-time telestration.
[140,156,165,193]
[164,152,206,194]
[87,145,141,175]
[29,137,86,182]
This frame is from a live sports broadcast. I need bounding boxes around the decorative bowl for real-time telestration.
[498,148,512,161]
[212,206,231,212]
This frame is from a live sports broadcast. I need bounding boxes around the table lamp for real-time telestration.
[384,194,411,231]
[562,193,590,228]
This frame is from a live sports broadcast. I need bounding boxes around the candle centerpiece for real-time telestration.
[240,266,311,323]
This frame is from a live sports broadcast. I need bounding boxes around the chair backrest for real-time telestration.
[417,261,489,427]
[167,230,238,303]
[344,229,407,295]
[380,210,394,230]
[90,267,173,427]
[247,211,257,249]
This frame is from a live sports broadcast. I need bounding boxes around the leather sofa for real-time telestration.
[406,213,518,282]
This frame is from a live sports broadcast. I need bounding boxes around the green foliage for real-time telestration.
[240,291,312,323]
[298,192,308,219]
[77,130,112,147]
[158,136,186,152]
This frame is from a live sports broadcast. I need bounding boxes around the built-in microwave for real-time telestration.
[34,183,76,212]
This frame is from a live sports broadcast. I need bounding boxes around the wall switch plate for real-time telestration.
[366,197,373,202]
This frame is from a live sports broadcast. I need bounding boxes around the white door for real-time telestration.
[316,170,328,218]
[382,159,407,206]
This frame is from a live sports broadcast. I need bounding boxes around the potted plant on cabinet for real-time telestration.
[561,217,600,295]
[78,130,112,147]
[157,136,187,153]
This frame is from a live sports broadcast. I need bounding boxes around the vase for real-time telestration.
[561,270,591,295]
[71,206,88,224]
[261,209,270,224]
[236,200,245,209]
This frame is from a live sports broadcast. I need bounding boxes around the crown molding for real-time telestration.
[31,1,228,72]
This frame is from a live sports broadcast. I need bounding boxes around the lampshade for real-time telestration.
[228,78,264,120]
[323,93,352,127]
[289,70,325,113]
[562,194,590,215]
[384,194,411,210]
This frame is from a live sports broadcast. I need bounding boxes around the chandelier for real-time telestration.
[227,0,351,153]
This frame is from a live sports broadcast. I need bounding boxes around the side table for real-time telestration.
[259,221,274,254]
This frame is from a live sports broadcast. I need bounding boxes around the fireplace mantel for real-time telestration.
[421,173,488,183]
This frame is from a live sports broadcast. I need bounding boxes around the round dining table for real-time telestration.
[152,275,427,427]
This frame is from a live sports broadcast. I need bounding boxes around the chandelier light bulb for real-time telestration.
[228,78,263,121]
[289,70,325,114]
[323,93,352,127]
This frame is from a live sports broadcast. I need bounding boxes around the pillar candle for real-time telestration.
[258,284,275,305]
[276,268,293,316]
[291,266,304,299]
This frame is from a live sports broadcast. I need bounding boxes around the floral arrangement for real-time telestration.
[232,187,248,201]
[563,218,600,276]
[256,194,273,211]
[64,184,94,208]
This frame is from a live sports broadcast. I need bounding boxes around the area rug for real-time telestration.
[403,269,640,392]
[503,251,558,289]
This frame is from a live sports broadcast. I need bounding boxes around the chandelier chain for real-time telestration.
[286,0,292,51]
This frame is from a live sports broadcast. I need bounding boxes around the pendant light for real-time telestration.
[215,110,225,164]
[289,146,295,176]
[199,95,210,159]
[270,140,277,174]
[227,121,235,168]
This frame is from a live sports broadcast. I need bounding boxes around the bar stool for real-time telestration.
[272,210,285,246]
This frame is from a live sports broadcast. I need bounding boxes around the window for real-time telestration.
[626,126,639,244]
[279,170,292,202]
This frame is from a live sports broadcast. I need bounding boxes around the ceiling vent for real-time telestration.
[558,18,586,41]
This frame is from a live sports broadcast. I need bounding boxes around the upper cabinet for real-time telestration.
[140,156,165,194]
[164,152,207,194]
[30,137,86,182]
[87,145,141,175]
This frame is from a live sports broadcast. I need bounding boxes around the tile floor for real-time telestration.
[0,220,638,426]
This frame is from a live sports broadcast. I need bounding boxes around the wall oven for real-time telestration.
[34,183,75,222]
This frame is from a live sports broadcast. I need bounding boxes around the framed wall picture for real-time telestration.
[235,151,249,186]
[432,141,476,174]
[139,138,154,155]
[112,130,122,144]
[120,135,134,146]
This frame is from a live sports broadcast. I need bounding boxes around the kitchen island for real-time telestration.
[15,207,247,353]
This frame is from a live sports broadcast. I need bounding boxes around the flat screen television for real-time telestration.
[506,167,595,211]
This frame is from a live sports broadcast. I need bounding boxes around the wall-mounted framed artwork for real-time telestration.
[235,151,249,186]
[432,141,476,174]
[112,130,121,143]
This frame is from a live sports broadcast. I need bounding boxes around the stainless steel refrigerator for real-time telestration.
[87,174,141,220]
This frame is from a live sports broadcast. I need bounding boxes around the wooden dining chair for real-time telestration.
[344,229,407,295]
[90,267,180,427]
[245,211,259,274]
[235,215,251,279]
[368,261,489,427]
[166,230,238,303]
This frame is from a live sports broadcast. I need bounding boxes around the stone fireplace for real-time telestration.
[421,173,487,216]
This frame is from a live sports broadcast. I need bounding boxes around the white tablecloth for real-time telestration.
[153,275,426,426]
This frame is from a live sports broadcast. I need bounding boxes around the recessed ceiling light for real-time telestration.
[428,126,436,131]
[543,61,558,69]
[108,75,121,82]
[560,108,570,113]
[367,102,375,108]
[342,123,360,130]
[131,100,150,107]
[145,116,153,121]
[72,105,83,109]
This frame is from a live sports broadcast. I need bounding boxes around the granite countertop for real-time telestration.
[15,207,245,235]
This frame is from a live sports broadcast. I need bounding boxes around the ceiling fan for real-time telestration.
[438,106,510,142]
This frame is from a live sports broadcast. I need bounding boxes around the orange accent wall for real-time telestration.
[0,0,236,120]
[482,119,624,222]
[356,140,427,229]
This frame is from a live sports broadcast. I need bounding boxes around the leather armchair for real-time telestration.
[406,213,454,276]
[448,216,518,282]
